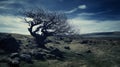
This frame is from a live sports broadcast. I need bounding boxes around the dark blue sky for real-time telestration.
[0,0,120,34]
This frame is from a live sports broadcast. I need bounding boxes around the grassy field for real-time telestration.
[0,32,120,67]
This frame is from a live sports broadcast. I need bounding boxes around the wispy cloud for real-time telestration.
[65,8,78,14]
[68,17,120,34]
[0,0,15,4]
[0,0,15,10]
[0,6,12,9]
[78,10,112,16]
[78,13,95,16]
[65,4,87,14]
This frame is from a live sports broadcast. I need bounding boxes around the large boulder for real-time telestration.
[0,34,20,53]
[29,48,48,60]
[9,53,33,64]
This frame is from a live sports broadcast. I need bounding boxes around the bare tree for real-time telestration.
[23,8,73,48]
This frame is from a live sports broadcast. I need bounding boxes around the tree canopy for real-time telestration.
[23,9,73,36]
[22,8,74,48]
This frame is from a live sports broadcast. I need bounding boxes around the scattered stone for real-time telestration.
[64,46,70,50]
[8,57,20,67]
[85,50,92,53]
[49,46,54,50]
[0,57,8,63]
[53,41,60,44]
[50,48,64,59]
[45,39,52,43]
[76,52,84,57]
[20,53,33,63]
[46,54,56,59]
[8,57,20,64]
[64,38,72,43]
[33,52,46,60]
[10,53,19,58]
[81,40,89,44]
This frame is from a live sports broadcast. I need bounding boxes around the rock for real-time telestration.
[8,57,20,67]
[46,54,56,59]
[75,52,84,57]
[45,39,52,43]
[86,50,92,53]
[59,37,63,40]
[8,57,20,64]
[50,48,64,59]
[34,52,46,60]
[53,41,60,44]
[64,38,72,43]
[0,35,20,53]
[49,46,54,50]
[10,53,19,58]
[0,57,8,63]
[31,49,47,60]
[81,40,89,44]
[20,54,33,63]
[64,46,70,50]
[17,40,22,44]
[10,53,33,64]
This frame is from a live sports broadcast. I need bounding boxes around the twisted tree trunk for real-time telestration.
[28,27,50,49]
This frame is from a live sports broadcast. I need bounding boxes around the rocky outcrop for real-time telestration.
[0,34,20,53]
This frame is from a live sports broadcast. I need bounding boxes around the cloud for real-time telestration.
[0,15,29,34]
[0,14,120,35]
[0,6,11,9]
[65,4,87,14]
[0,0,119,34]
[68,17,120,34]
[78,5,86,9]
[0,0,120,21]
[78,13,95,16]
[78,10,112,16]
[0,0,15,4]
[65,8,78,14]
[0,0,15,10]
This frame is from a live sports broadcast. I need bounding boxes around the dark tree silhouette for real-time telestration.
[23,8,73,48]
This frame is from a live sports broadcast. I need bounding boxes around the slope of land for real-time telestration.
[0,32,120,67]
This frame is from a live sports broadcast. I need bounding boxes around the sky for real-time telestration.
[0,0,120,34]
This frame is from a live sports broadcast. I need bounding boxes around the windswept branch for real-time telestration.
[22,8,74,48]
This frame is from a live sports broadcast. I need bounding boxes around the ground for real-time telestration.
[0,32,120,67]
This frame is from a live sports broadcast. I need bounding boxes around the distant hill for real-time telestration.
[0,31,120,41]
[81,31,120,38]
